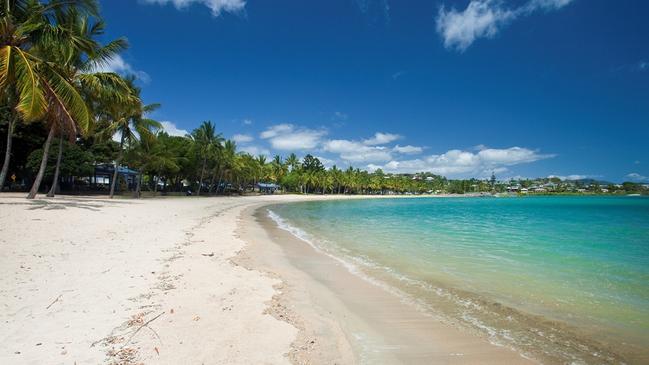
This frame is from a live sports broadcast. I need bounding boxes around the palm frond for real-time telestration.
[13,47,47,121]
[0,45,12,93]
[42,64,90,134]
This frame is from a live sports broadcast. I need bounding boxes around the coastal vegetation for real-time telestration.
[1,1,647,198]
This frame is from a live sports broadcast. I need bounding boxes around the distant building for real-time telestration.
[256,183,280,194]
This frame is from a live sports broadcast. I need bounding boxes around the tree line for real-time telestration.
[0,0,449,198]
[2,1,646,198]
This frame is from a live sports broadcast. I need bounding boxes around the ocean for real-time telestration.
[269,196,649,363]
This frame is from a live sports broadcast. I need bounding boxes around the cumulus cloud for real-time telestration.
[626,173,648,182]
[315,156,336,168]
[363,132,401,146]
[160,121,188,137]
[94,55,150,83]
[436,0,574,52]
[143,0,245,16]
[393,145,424,154]
[232,133,253,143]
[239,145,270,157]
[369,146,553,176]
[323,139,393,162]
[260,124,327,151]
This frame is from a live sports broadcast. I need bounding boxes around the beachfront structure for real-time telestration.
[257,183,280,194]
[86,164,140,192]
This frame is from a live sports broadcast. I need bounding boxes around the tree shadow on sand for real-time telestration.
[0,198,135,212]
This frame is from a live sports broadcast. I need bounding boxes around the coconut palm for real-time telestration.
[0,0,99,191]
[214,139,235,194]
[29,9,129,198]
[285,153,299,172]
[99,77,160,198]
[190,121,223,195]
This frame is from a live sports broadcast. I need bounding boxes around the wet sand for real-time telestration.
[238,205,538,364]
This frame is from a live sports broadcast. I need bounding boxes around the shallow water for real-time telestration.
[270,196,649,363]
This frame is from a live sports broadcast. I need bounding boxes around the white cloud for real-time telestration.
[232,133,253,143]
[260,124,327,151]
[324,139,393,162]
[393,145,423,154]
[368,146,553,176]
[315,156,336,168]
[242,119,253,125]
[95,55,150,83]
[527,0,574,11]
[143,0,245,16]
[239,145,270,157]
[160,121,188,137]
[321,133,421,163]
[436,0,574,52]
[548,174,595,181]
[626,173,648,182]
[363,132,401,146]
[436,0,514,52]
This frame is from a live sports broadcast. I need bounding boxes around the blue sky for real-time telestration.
[98,0,648,182]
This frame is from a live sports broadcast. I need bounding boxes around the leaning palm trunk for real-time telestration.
[47,135,64,197]
[0,115,17,190]
[109,133,125,199]
[27,125,56,199]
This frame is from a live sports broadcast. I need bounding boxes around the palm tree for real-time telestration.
[1,0,99,192]
[100,77,160,198]
[285,153,299,172]
[35,10,129,198]
[214,139,235,194]
[190,121,223,195]
[270,155,287,185]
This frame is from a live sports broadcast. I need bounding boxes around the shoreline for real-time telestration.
[237,199,539,364]
[2,193,642,364]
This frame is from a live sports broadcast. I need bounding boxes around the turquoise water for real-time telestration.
[270,196,649,363]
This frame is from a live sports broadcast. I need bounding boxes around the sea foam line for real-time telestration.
[267,208,462,322]
[267,208,540,360]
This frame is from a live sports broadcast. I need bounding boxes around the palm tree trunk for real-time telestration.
[47,135,64,197]
[133,174,141,198]
[109,133,125,199]
[27,125,56,199]
[215,169,225,194]
[197,157,206,196]
[209,167,218,194]
[0,115,16,190]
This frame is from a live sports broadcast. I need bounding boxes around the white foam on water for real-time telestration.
[267,207,596,364]
[267,209,444,317]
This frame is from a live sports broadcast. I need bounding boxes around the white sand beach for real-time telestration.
[0,194,534,364]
